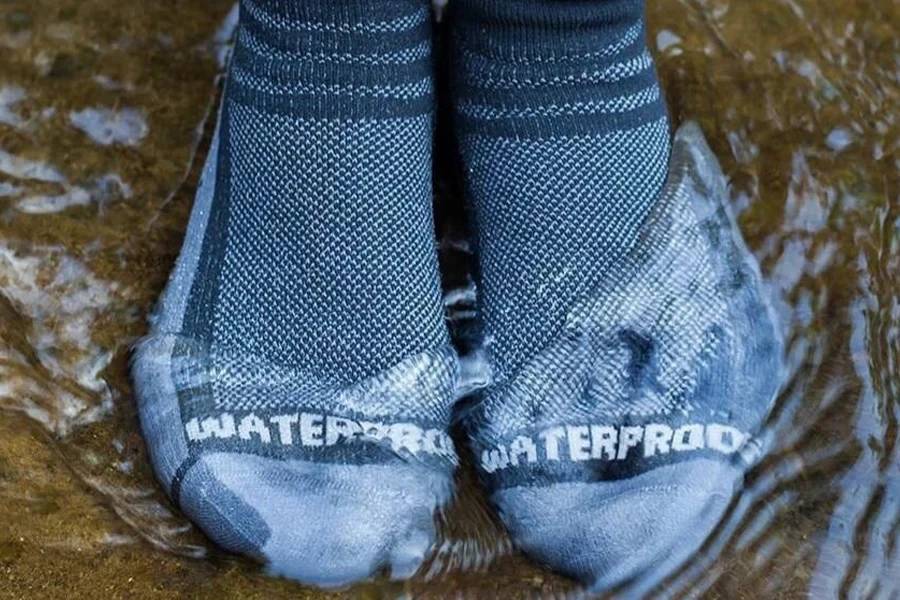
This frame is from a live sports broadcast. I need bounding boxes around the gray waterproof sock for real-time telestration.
[469,124,782,591]
[452,0,782,589]
[132,0,458,586]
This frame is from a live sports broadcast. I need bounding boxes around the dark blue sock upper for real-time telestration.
[184,0,448,386]
[452,0,672,378]
[133,0,461,584]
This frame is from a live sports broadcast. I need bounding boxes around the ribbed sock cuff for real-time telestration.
[451,0,665,137]
[245,0,428,26]
[230,0,434,118]
[452,0,646,61]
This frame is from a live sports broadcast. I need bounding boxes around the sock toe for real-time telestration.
[134,334,459,586]
[179,453,449,587]
[494,459,736,589]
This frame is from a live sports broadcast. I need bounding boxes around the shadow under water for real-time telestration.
[0,0,898,598]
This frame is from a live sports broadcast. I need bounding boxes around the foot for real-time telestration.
[469,123,782,590]
[451,0,782,590]
[133,0,457,586]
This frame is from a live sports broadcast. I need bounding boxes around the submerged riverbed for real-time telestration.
[1,0,899,597]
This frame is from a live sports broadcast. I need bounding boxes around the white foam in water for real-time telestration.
[0,243,120,435]
[14,172,133,215]
[92,75,135,92]
[825,127,854,152]
[16,187,92,214]
[0,146,66,183]
[0,182,22,198]
[69,107,148,147]
[656,30,683,53]
[0,85,26,128]
[93,173,133,201]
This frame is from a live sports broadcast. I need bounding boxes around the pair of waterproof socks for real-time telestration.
[133,0,782,591]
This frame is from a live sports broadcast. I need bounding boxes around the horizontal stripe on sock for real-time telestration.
[456,21,643,66]
[227,50,433,118]
[454,92,667,139]
[458,50,654,91]
[457,81,661,120]
[239,27,431,66]
[243,0,430,34]
[240,1,430,60]
[451,0,646,62]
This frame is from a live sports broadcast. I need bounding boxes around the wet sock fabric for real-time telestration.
[133,0,459,586]
[452,1,783,591]
[452,0,671,377]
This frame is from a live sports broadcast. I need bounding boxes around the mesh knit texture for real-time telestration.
[452,0,671,379]
[467,124,783,590]
[215,0,447,387]
[132,0,460,586]
[452,1,782,592]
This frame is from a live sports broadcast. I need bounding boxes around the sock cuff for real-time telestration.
[452,0,646,63]
[240,0,432,54]
[230,0,435,119]
[245,0,431,31]
[452,0,664,137]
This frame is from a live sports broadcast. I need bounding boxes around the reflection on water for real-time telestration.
[0,0,898,597]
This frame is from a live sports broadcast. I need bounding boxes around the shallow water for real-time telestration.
[0,0,898,597]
